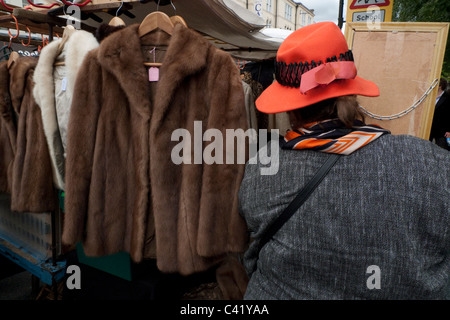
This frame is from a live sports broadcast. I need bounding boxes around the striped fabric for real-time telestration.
[283,119,390,155]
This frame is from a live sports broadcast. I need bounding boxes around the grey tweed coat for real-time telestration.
[239,134,450,300]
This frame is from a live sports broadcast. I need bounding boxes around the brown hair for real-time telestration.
[288,95,365,129]
[439,78,448,91]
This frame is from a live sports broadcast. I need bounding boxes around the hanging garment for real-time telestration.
[242,70,268,131]
[94,23,126,42]
[268,112,291,135]
[0,61,15,194]
[242,80,258,131]
[62,24,249,275]
[7,57,56,212]
[33,30,99,191]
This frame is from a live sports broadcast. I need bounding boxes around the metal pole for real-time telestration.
[338,0,344,29]
[294,4,298,30]
[48,24,54,42]
[51,209,57,266]
[274,0,278,28]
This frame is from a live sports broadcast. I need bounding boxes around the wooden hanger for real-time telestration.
[54,25,76,66]
[138,11,174,38]
[57,25,75,53]
[7,51,19,69]
[170,15,187,27]
[139,11,174,67]
[109,0,126,26]
[109,16,126,26]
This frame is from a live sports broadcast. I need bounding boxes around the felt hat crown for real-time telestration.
[256,22,379,114]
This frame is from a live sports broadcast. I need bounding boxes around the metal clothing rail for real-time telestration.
[0,1,142,298]
[0,192,66,299]
[0,7,71,298]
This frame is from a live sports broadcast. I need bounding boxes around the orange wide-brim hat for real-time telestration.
[256,22,379,114]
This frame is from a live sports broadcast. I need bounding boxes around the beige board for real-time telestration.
[345,22,449,139]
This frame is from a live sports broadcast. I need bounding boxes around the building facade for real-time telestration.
[232,0,315,30]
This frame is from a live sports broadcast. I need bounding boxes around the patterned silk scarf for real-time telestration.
[282,119,390,155]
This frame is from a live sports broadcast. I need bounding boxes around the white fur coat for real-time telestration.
[33,30,99,190]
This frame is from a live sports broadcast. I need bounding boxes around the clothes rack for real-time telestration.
[0,0,281,300]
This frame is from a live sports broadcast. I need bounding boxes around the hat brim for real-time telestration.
[255,76,380,114]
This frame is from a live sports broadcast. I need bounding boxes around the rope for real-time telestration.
[359,78,440,121]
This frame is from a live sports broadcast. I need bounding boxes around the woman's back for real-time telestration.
[240,134,450,299]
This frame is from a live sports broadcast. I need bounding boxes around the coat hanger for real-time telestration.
[58,4,76,53]
[138,0,174,38]
[38,34,49,53]
[54,25,76,66]
[0,0,14,10]
[109,16,126,26]
[21,26,31,47]
[138,11,174,38]
[7,51,19,69]
[170,15,187,27]
[109,0,126,26]
[7,13,19,49]
[58,25,75,51]
[167,0,187,27]
[139,0,176,67]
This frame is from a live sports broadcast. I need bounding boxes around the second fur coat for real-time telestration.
[33,30,99,191]
[5,57,56,212]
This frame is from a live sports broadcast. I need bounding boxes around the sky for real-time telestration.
[295,0,347,25]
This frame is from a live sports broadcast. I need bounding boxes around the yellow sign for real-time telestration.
[346,0,394,23]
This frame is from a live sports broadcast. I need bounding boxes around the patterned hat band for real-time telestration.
[274,50,355,89]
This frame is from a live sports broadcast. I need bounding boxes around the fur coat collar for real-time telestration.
[33,30,99,190]
[63,23,249,276]
[97,23,209,126]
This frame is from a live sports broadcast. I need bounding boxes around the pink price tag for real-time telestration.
[149,67,159,82]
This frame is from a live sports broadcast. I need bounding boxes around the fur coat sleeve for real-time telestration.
[62,50,103,247]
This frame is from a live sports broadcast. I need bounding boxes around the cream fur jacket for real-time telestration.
[33,30,99,191]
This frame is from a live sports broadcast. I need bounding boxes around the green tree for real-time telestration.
[392,0,450,78]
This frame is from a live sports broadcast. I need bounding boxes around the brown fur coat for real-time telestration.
[63,24,249,276]
[0,61,15,194]
[5,57,56,212]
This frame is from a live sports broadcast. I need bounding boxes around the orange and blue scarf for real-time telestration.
[283,119,390,155]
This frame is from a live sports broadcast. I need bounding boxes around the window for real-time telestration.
[308,16,312,25]
[266,0,272,13]
[302,12,306,25]
[285,4,292,21]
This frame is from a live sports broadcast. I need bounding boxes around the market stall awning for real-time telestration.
[1,0,284,59]
[52,0,283,60]
[80,0,282,60]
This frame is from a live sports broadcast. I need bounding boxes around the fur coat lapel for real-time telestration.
[33,30,99,190]
[98,23,208,122]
